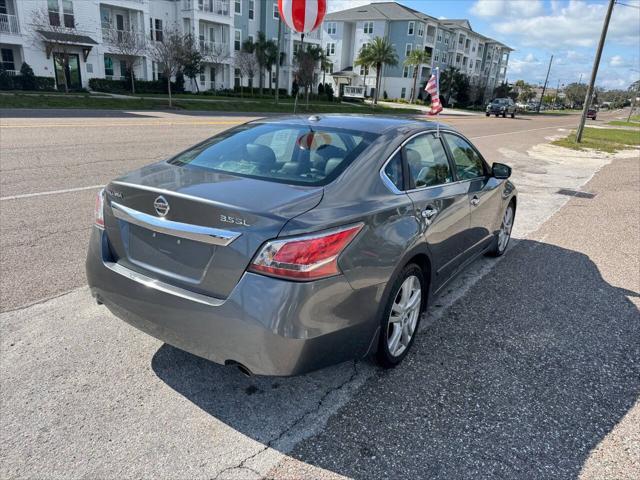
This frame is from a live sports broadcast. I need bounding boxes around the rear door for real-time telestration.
[403,132,471,286]
[442,132,503,254]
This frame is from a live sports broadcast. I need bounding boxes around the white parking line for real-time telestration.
[0,184,102,201]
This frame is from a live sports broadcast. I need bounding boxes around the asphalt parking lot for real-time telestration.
[1,108,638,479]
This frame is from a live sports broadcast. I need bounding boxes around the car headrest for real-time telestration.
[405,148,422,168]
[245,144,276,171]
[311,145,346,171]
[325,158,342,176]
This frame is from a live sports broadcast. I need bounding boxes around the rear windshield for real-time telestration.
[492,99,508,104]
[168,123,378,186]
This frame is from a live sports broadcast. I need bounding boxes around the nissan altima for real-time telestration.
[87,115,516,376]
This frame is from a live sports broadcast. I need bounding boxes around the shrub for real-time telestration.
[19,63,37,90]
[0,70,55,91]
[383,90,388,100]
[317,83,324,95]
[324,83,334,101]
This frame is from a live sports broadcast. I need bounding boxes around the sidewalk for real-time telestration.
[374,99,480,116]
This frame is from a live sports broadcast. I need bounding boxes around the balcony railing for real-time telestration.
[102,28,146,47]
[199,40,229,57]
[425,35,435,44]
[0,13,20,35]
[184,0,231,16]
[2,69,17,76]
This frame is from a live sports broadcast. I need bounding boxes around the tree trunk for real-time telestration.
[259,67,264,95]
[62,55,69,93]
[411,67,418,103]
[194,76,200,93]
[363,70,367,97]
[275,18,282,104]
[268,69,272,95]
[374,63,382,105]
[130,65,136,94]
[167,76,172,107]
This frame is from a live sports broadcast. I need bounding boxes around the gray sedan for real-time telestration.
[86,115,516,376]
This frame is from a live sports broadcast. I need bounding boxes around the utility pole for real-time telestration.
[274,17,282,104]
[554,79,561,105]
[537,55,553,113]
[576,0,615,142]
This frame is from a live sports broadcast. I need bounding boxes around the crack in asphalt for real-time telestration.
[5,226,92,248]
[213,360,361,480]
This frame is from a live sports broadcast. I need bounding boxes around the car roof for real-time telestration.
[253,114,453,135]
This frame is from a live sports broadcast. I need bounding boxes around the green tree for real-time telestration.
[564,82,588,108]
[254,32,278,95]
[19,62,37,90]
[181,34,204,93]
[354,44,374,97]
[404,49,431,103]
[364,37,398,104]
[494,81,516,100]
[294,44,324,105]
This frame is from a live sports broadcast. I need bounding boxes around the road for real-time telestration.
[1,108,637,479]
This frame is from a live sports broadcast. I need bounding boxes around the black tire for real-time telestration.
[486,112,490,117]
[511,112,515,118]
[487,201,515,257]
[375,263,426,369]
[502,111,507,118]
[495,113,499,117]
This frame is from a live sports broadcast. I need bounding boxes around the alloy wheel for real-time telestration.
[387,275,422,357]
[498,205,514,253]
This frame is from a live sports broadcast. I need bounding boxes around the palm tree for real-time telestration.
[366,37,398,104]
[294,44,324,105]
[354,44,374,97]
[404,49,431,103]
[254,32,278,95]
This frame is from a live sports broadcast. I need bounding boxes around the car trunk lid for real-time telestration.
[102,162,323,298]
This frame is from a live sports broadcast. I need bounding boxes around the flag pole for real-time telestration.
[436,67,440,138]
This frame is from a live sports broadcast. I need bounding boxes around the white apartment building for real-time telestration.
[322,2,512,102]
[0,0,321,94]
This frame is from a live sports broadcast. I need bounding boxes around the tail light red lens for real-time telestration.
[249,223,364,281]
[94,188,105,228]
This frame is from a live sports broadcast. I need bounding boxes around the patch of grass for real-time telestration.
[608,120,640,128]
[552,127,640,153]
[0,93,417,115]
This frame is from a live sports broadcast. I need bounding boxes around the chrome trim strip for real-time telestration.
[110,201,241,247]
[104,261,225,307]
[110,181,237,209]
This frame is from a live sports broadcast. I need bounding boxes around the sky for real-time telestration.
[326,0,640,90]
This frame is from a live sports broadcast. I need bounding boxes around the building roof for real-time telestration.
[36,30,98,45]
[326,1,437,22]
[326,2,513,51]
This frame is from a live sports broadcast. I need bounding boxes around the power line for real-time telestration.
[616,1,640,9]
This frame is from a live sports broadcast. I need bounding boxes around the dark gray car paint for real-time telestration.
[86,115,516,376]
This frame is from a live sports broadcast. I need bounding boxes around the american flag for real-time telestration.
[425,70,443,116]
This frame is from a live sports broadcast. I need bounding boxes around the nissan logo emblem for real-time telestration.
[153,196,170,217]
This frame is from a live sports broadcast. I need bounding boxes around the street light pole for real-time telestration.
[576,0,615,143]
[537,55,553,113]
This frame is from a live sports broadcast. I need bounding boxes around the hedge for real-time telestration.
[0,73,55,91]
[89,77,184,94]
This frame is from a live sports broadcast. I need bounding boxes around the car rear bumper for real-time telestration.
[86,228,382,376]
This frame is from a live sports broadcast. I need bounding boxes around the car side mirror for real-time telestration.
[492,162,511,179]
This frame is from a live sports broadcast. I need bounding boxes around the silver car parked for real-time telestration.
[87,115,516,376]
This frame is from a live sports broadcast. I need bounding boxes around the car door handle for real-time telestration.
[421,206,438,220]
[470,195,480,207]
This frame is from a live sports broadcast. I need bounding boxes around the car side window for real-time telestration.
[443,134,486,180]
[404,133,453,188]
[383,151,404,191]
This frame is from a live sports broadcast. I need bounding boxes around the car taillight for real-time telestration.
[94,188,105,228]
[249,223,364,281]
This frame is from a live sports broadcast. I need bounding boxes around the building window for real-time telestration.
[465,39,470,49]
[234,0,241,15]
[444,35,449,45]
[437,31,442,42]
[458,34,464,45]
[442,53,447,63]
[327,22,336,35]
[405,43,412,56]
[462,57,467,66]
[402,66,410,78]
[273,3,279,19]
[363,21,373,34]
[1,48,15,71]
[407,21,414,35]
[62,0,74,28]
[234,29,241,51]
[326,43,335,56]
[150,18,163,42]
[401,87,406,99]
[104,56,113,77]
[456,53,462,64]
[417,23,424,37]
[248,34,254,44]
[434,52,439,63]
[248,0,254,20]
[47,0,60,26]
[359,65,369,76]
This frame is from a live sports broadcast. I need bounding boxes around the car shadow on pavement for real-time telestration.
[152,239,639,479]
